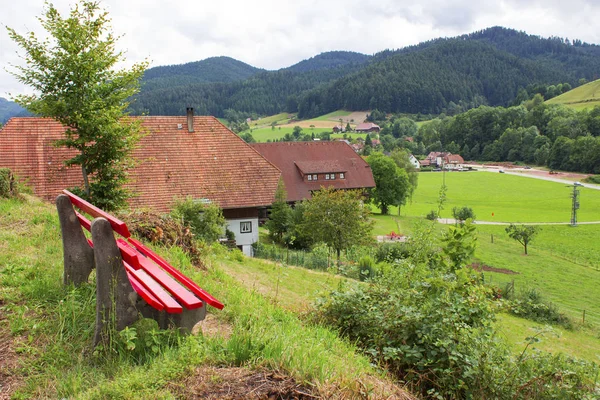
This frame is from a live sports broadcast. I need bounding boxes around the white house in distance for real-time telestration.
[408,154,421,169]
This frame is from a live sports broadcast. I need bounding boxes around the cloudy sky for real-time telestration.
[1,0,599,97]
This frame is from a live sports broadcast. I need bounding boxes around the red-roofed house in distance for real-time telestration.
[250,141,375,203]
[355,122,380,133]
[444,154,465,170]
[0,110,281,256]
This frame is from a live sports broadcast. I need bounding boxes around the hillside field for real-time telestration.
[244,110,370,142]
[546,79,600,110]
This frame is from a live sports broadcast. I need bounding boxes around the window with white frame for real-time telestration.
[325,174,330,180]
[331,173,336,179]
[340,172,345,179]
[313,174,317,180]
[307,175,312,181]
[240,221,252,233]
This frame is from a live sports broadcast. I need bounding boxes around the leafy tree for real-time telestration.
[7,1,148,210]
[265,180,292,243]
[300,187,373,266]
[171,197,226,243]
[345,122,352,132]
[292,125,303,139]
[367,153,410,215]
[390,149,419,204]
[505,224,540,255]
[452,206,476,225]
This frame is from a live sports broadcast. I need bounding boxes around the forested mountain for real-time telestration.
[131,58,372,116]
[285,51,371,73]
[0,98,27,123]
[131,27,600,118]
[141,56,263,92]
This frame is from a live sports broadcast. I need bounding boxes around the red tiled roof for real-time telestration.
[250,141,375,202]
[0,117,281,212]
[355,122,380,131]
[295,160,344,174]
[446,154,465,164]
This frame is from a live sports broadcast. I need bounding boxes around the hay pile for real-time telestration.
[122,210,206,269]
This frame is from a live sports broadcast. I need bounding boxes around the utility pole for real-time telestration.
[570,183,581,227]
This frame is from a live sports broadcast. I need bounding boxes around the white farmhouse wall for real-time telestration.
[226,217,259,256]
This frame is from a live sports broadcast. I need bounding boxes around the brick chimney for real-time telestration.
[186,107,194,133]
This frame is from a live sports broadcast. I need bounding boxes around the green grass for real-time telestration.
[249,126,333,142]
[546,79,600,110]
[473,223,600,326]
[495,313,600,364]
[248,112,291,128]
[0,196,401,398]
[399,171,600,222]
[312,110,352,121]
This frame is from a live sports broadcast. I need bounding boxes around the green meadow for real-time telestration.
[399,171,600,223]
[370,170,600,350]
[546,79,600,110]
[249,126,333,142]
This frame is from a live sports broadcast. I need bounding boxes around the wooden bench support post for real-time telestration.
[137,304,206,334]
[56,194,94,286]
[91,218,139,346]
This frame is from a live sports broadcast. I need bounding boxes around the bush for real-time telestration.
[506,288,573,329]
[375,242,412,263]
[419,166,433,172]
[583,175,600,184]
[425,210,438,220]
[171,197,226,243]
[452,206,476,224]
[0,168,18,198]
[317,223,598,398]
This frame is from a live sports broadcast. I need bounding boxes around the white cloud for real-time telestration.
[1,0,599,97]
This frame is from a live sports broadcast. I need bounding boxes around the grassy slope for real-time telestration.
[546,79,600,110]
[0,196,404,399]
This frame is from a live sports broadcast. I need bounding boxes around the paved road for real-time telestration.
[437,218,600,226]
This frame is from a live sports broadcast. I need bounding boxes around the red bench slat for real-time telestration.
[116,240,141,270]
[63,189,131,238]
[125,264,183,313]
[124,264,165,311]
[75,211,91,232]
[118,239,203,310]
[127,238,225,310]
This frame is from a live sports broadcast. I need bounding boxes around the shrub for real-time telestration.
[506,288,573,329]
[317,221,598,398]
[425,210,438,220]
[0,168,18,198]
[420,166,433,172]
[375,242,412,263]
[452,206,475,224]
[171,197,226,243]
[583,175,600,184]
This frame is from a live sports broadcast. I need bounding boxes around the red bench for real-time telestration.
[56,190,223,345]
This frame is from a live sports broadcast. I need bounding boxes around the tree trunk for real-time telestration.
[81,164,90,196]
[336,248,341,273]
[524,242,528,255]
[381,204,388,215]
[397,205,401,216]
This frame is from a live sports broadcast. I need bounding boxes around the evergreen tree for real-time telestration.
[265,180,292,243]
